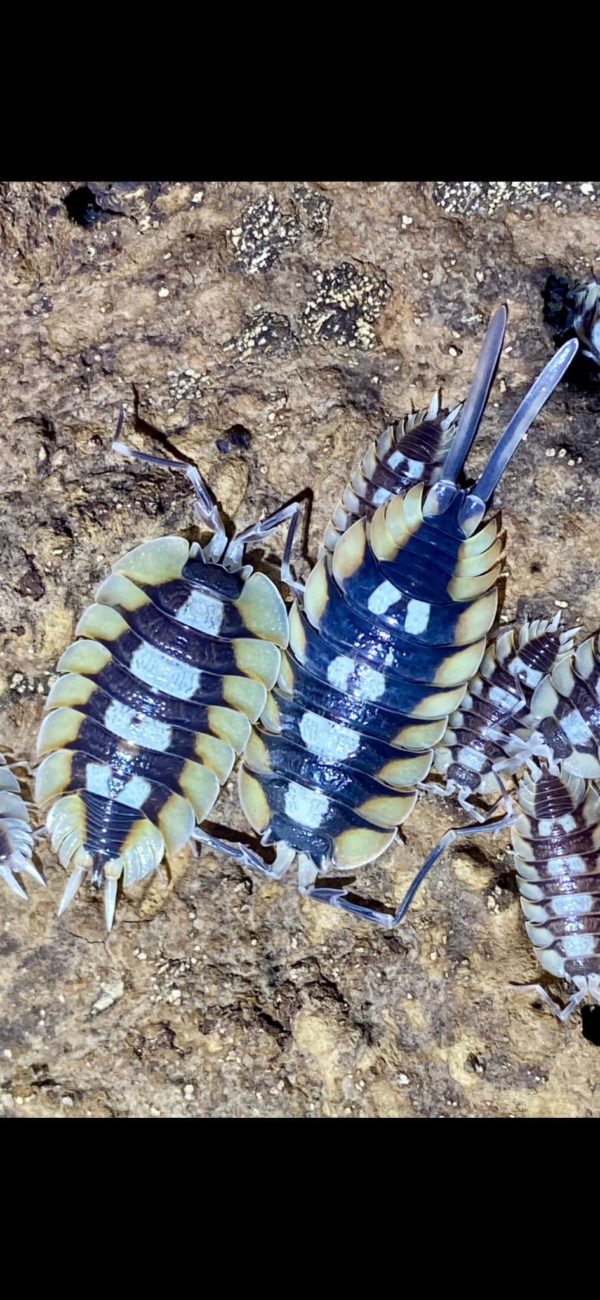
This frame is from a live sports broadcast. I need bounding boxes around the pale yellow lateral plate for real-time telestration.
[113,536,190,586]
[235,572,289,648]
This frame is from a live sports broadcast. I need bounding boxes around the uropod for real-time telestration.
[0,754,42,900]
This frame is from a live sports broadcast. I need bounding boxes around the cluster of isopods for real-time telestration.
[3,280,600,1026]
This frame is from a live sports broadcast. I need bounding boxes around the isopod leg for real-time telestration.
[297,853,400,927]
[299,806,517,931]
[229,500,306,596]
[194,827,295,880]
[510,981,587,1023]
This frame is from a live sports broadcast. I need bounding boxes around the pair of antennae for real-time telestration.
[438,305,578,508]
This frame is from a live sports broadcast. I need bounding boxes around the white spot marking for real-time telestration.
[546,855,588,877]
[367,581,401,615]
[284,780,329,829]
[299,711,360,763]
[326,654,386,702]
[552,893,594,918]
[85,764,151,808]
[371,487,389,507]
[130,642,201,701]
[176,589,224,636]
[404,599,431,635]
[489,685,517,710]
[104,700,173,752]
[562,933,597,959]
[327,655,355,692]
[116,776,153,808]
[86,764,111,798]
[357,664,386,701]
[560,709,592,747]
[457,746,487,774]
[510,656,542,688]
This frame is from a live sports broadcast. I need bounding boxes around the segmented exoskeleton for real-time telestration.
[0,755,43,899]
[431,613,577,816]
[35,429,302,930]
[511,763,600,1020]
[322,393,461,555]
[527,632,600,779]
[196,309,578,927]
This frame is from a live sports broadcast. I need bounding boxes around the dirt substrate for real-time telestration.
[1,180,599,1117]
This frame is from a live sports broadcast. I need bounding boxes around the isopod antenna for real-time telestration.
[425,333,579,534]
[437,303,508,487]
[472,337,579,512]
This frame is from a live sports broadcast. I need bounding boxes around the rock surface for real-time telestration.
[1,180,599,1118]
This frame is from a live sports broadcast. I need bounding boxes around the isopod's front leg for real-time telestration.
[227,499,308,597]
[194,828,295,881]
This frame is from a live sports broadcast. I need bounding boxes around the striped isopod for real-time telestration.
[321,393,461,556]
[543,273,600,373]
[196,309,579,927]
[527,632,600,780]
[34,427,302,930]
[431,613,577,817]
[569,277,600,367]
[511,763,600,1020]
[0,755,43,900]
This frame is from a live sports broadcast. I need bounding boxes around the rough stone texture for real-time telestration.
[1,180,600,1119]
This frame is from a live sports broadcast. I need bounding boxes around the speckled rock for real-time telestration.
[1,180,600,1119]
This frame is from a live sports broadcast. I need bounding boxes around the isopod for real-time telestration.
[35,426,302,930]
[195,308,578,926]
[321,392,461,556]
[528,631,600,779]
[543,272,600,383]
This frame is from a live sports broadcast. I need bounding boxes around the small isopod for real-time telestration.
[35,424,302,930]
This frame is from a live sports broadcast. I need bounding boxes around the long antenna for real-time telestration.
[112,406,228,558]
[472,338,578,505]
[438,304,508,486]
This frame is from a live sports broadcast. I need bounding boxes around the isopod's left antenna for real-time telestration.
[438,303,508,487]
[113,406,228,560]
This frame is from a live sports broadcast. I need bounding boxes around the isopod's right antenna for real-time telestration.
[468,337,579,513]
[113,406,228,560]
